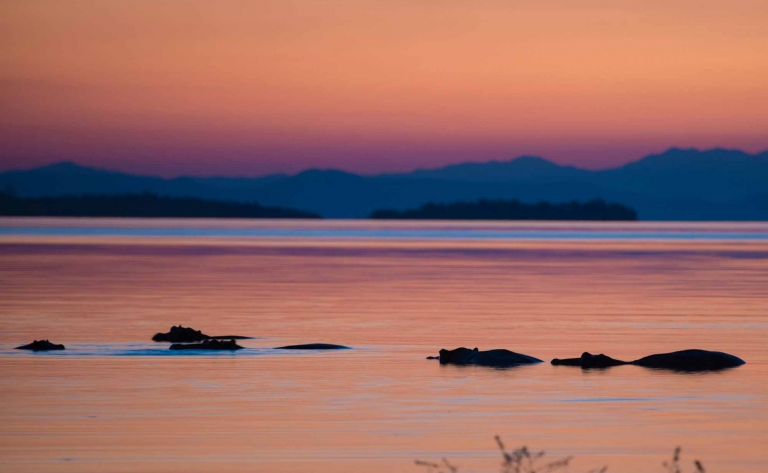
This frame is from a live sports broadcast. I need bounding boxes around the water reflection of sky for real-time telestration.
[2,222,768,240]
[2,222,768,473]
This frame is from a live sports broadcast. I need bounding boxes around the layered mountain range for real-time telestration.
[1,148,766,220]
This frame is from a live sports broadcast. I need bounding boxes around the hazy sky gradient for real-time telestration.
[2,0,767,176]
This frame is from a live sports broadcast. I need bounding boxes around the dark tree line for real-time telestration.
[370,198,638,220]
[0,192,320,219]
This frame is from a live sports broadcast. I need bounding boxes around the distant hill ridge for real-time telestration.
[0,193,320,219]
[384,155,588,181]
[1,148,767,220]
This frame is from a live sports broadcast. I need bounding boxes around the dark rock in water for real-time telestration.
[436,347,543,367]
[274,343,350,350]
[153,325,252,343]
[552,352,628,368]
[154,325,209,342]
[15,340,65,351]
[633,349,745,371]
[169,339,243,351]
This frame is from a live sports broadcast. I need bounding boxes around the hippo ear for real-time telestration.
[581,352,591,357]
[473,348,479,352]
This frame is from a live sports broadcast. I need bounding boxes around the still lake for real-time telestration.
[1,218,767,473]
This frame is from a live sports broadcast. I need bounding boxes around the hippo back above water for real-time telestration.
[633,349,745,371]
[551,349,745,371]
[274,343,350,350]
[437,347,543,367]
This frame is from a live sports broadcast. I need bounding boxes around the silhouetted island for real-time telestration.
[370,198,637,220]
[0,192,320,218]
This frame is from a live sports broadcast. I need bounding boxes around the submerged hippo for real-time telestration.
[15,340,66,352]
[552,352,628,368]
[274,343,350,350]
[169,339,243,351]
[434,347,543,367]
[552,349,744,371]
[153,325,251,343]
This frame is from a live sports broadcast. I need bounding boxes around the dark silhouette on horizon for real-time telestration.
[551,349,745,371]
[0,192,320,218]
[16,340,65,351]
[370,198,637,220]
[1,148,767,219]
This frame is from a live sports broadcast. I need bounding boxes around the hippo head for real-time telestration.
[580,352,627,368]
[439,347,479,364]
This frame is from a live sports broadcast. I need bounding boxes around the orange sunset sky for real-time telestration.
[1,0,767,176]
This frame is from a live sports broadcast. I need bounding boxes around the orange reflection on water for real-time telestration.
[1,231,767,472]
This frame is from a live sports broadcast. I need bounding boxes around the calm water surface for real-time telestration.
[1,219,767,473]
